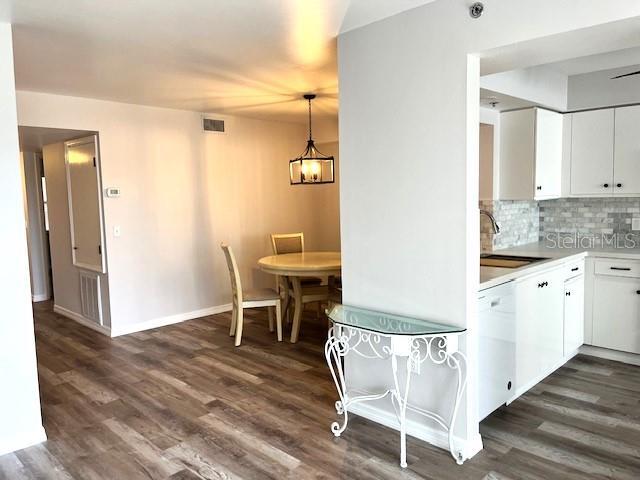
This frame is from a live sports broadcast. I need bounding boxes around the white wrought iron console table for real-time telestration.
[324,304,468,468]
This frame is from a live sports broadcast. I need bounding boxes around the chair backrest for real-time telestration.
[271,232,305,255]
[221,243,242,304]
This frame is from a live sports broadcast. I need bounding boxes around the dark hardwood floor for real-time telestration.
[1,302,639,479]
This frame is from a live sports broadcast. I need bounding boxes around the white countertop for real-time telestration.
[479,241,640,291]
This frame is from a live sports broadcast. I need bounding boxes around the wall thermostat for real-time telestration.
[105,187,121,198]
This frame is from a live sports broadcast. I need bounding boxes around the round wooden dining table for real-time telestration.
[258,251,341,343]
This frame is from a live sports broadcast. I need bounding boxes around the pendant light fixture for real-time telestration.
[289,94,335,185]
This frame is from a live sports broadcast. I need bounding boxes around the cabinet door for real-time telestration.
[564,276,584,356]
[515,268,564,396]
[570,109,614,195]
[614,106,640,195]
[534,108,563,199]
[592,275,640,354]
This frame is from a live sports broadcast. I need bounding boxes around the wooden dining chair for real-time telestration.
[221,244,282,346]
[270,232,323,317]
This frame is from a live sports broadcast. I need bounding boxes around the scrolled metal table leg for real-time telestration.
[324,327,349,437]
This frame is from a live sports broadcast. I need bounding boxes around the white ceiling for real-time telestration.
[0,0,435,123]
[545,46,640,76]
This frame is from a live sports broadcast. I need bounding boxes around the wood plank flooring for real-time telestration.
[1,301,639,479]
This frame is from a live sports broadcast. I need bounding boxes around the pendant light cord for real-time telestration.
[308,97,313,141]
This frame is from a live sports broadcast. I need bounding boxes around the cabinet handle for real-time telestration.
[571,267,579,272]
[536,186,542,191]
[603,183,609,188]
[537,281,548,288]
[636,290,640,295]
[565,291,571,296]
[507,381,512,391]
[617,183,623,188]
[610,267,631,271]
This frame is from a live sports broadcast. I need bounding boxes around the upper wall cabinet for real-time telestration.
[499,108,562,200]
[570,106,640,197]
[570,109,614,196]
[614,106,640,195]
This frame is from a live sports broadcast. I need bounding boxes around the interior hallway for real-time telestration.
[0,303,638,480]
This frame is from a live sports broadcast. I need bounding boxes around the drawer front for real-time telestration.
[594,258,640,279]
[564,260,584,279]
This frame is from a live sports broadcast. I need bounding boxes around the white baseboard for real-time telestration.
[53,304,111,337]
[32,293,50,302]
[580,345,640,366]
[110,303,232,337]
[349,402,483,462]
[0,425,47,457]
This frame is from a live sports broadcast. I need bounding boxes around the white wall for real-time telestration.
[0,23,45,456]
[338,0,640,459]
[481,65,568,111]
[479,107,500,201]
[17,91,340,335]
[22,151,51,301]
[568,64,640,110]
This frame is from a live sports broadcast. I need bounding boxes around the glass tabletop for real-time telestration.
[327,304,466,336]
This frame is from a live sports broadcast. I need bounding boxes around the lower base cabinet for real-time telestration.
[513,267,565,397]
[564,275,585,355]
[592,272,640,354]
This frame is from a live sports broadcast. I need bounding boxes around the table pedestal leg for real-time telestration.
[290,276,303,343]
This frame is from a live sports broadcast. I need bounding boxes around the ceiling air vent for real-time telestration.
[203,118,225,133]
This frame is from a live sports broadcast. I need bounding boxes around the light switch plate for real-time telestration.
[633,218,640,231]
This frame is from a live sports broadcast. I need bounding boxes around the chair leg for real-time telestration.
[275,301,283,342]
[234,308,244,347]
[268,306,275,332]
[229,304,237,337]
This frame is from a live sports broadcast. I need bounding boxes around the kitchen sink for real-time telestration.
[480,254,549,269]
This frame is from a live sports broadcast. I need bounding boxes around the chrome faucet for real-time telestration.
[480,209,500,234]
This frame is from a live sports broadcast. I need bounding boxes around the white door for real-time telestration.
[614,105,640,195]
[570,109,614,195]
[563,276,584,356]
[534,108,563,199]
[514,268,564,397]
[65,136,105,273]
[592,275,640,354]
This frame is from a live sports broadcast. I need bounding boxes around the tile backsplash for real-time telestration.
[481,198,640,251]
[539,197,640,239]
[480,200,539,251]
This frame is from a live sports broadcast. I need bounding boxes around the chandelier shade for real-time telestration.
[289,94,335,185]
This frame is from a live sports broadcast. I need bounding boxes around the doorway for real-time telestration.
[19,126,111,333]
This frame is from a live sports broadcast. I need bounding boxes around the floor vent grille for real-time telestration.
[80,271,103,325]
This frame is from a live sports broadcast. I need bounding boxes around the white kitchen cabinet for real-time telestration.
[513,267,564,397]
[499,108,562,200]
[478,282,516,420]
[614,105,640,195]
[592,261,640,354]
[563,275,584,356]
[570,109,614,195]
[534,108,563,199]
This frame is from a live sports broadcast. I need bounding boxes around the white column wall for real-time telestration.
[0,23,45,456]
